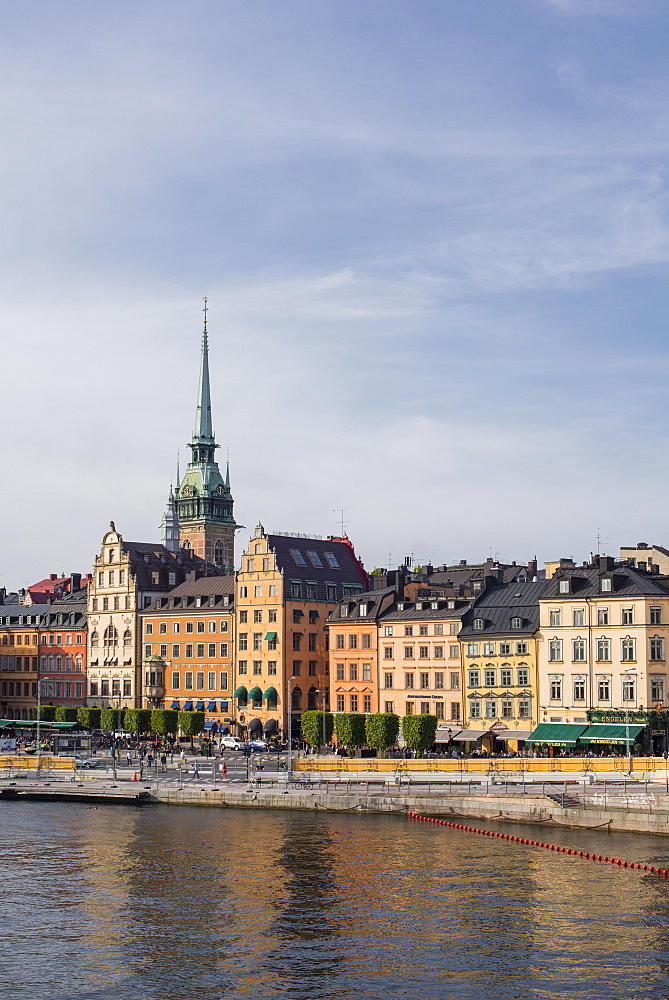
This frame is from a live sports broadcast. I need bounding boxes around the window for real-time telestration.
[291,582,302,599]
[559,579,570,593]
[419,624,428,636]
[511,617,521,629]
[598,608,609,626]
[419,646,429,659]
[174,622,181,634]
[268,610,277,623]
[484,668,495,686]
[363,694,371,713]
[185,644,193,658]
[186,622,194,633]
[549,639,562,662]
[350,694,358,712]
[253,611,262,624]
[385,701,394,713]
[450,623,459,634]
[336,634,345,650]
[239,633,248,651]
[405,672,414,689]
[336,663,345,681]
[238,660,247,675]
[337,694,345,712]
[573,678,586,701]
[254,585,262,598]
[468,669,480,688]
[450,672,460,690]
[292,660,301,676]
[622,676,636,702]
[470,700,481,719]
[572,639,586,662]
[405,626,413,636]
[549,677,562,701]
[434,645,444,659]
[601,578,612,592]
[185,672,193,690]
[650,638,665,662]
[435,672,444,689]
[207,643,216,657]
[405,702,414,716]
[253,661,262,675]
[573,610,584,627]
[596,638,611,662]
[434,624,443,636]
[220,642,228,657]
[267,662,276,676]
[384,626,393,637]
[501,700,514,719]
[253,633,262,651]
[498,642,510,656]
[420,672,430,689]
[324,551,340,569]
[363,663,371,681]
[420,701,430,714]
[483,642,495,656]
[349,664,358,681]
[144,644,152,657]
[550,610,561,626]
[362,634,371,649]
[473,618,483,631]
[101,680,109,696]
[159,622,167,635]
[269,585,277,597]
[501,668,512,687]
[195,643,204,657]
[239,587,247,598]
[651,607,663,626]
[208,672,216,690]
[597,676,610,701]
[467,643,479,657]
[404,646,414,659]
[290,548,307,567]
[516,642,528,655]
[621,637,636,662]
[518,700,530,719]
[651,677,665,702]
[348,634,357,650]
[172,671,180,689]
[145,623,153,635]
[159,644,167,658]
[449,645,459,659]
[622,608,634,626]
[485,700,497,718]
[293,634,302,651]
[384,647,393,659]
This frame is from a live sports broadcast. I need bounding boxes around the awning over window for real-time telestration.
[182,701,193,711]
[579,723,645,745]
[170,701,179,710]
[263,686,278,700]
[207,701,217,711]
[233,686,247,698]
[265,632,277,641]
[264,719,279,734]
[220,701,228,711]
[434,726,462,742]
[496,730,533,742]
[195,701,205,711]
[451,728,488,742]
[526,723,588,746]
[248,686,262,700]
[204,720,215,729]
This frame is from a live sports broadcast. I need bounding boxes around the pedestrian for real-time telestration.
[221,761,227,779]
[126,752,132,766]
[193,760,200,779]
[160,753,167,771]
[180,749,186,764]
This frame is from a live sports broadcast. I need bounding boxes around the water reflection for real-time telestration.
[4,802,669,999]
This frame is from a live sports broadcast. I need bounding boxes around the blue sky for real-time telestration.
[2,0,669,587]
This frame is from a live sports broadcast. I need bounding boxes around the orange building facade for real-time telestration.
[0,609,41,720]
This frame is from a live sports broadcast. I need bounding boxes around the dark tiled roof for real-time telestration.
[542,565,669,599]
[144,574,235,613]
[326,587,397,624]
[0,608,46,626]
[121,541,222,590]
[381,602,472,623]
[268,534,368,600]
[460,580,551,637]
[40,594,87,629]
[428,565,527,586]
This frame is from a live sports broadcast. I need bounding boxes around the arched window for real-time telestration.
[292,686,302,710]
[90,631,99,648]
[308,686,318,710]
[22,708,28,720]
[40,655,46,670]
[214,540,224,565]
[75,654,82,671]
[56,655,62,671]
[47,655,54,670]
[65,654,72,669]
[123,629,132,647]
[104,625,118,647]
[183,539,191,551]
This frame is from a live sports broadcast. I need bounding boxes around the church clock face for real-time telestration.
[216,485,225,496]
[182,486,193,497]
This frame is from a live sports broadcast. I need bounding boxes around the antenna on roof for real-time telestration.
[333,507,353,536]
[202,295,208,331]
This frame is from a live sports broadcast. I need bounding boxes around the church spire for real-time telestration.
[161,484,180,552]
[193,296,214,444]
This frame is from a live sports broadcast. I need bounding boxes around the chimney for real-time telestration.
[70,573,81,592]
[50,574,57,581]
[527,557,537,578]
[598,555,615,573]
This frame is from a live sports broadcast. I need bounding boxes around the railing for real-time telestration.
[294,756,666,775]
[0,755,77,776]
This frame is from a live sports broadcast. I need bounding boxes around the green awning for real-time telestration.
[263,686,278,700]
[579,724,645,745]
[526,723,588,746]
[248,686,263,700]
[233,686,247,698]
[264,632,277,641]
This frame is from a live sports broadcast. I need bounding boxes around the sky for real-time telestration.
[2,0,669,589]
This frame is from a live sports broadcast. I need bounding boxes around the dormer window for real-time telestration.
[397,602,405,611]
[511,617,521,629]
[431,601,438,610]
[559,579,569,594]
[359,603,368,617]
[473,618,484,630]
[601,577,612,592]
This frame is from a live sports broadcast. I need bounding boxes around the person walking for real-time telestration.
[193,760,200,780]
[221,761,227,779]
[160,753,167,771]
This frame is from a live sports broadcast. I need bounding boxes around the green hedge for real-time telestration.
[151,709,179,736]
[365,713,400,755]
[55,707,79,723]
[334,713,366,755]
[124,708,153,734]
[77,707,101,730]
[100,708,125,732]
[300,710,334,747]
[30,704,56,721]
[178,711,205,737]
[401,714,438,758]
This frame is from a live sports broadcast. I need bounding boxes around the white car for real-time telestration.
[220,736,244,751]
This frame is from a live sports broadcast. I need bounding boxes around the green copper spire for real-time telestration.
[193,297,214,444]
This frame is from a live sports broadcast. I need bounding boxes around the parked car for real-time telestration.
[248,739,268,752]
[220,736,244,751]
[74,756,100,769]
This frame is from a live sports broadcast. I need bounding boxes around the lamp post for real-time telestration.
[286,677,297,778]
[36,675,49,773]
[623,666,637,775]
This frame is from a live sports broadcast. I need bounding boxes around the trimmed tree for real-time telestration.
[401,714,438,758]
[100,708,125,733]
[77,707,101,730]
[124,709,153,735]
[30,704,56,721]
[301,710,335,748]
[334,713,367,756]
[179,711,205,748]
[55,707,79,723]
[151,709,179,738]
[365,713,400,757]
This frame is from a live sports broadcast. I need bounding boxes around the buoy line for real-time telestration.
[407,811,668,876]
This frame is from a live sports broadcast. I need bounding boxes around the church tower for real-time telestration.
[174,300,237,571]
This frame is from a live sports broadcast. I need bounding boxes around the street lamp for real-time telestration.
[36,675,49,772]
[623,666,638,775]
[286,676,298,778]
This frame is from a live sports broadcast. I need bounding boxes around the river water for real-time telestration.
[3,801,669,1000]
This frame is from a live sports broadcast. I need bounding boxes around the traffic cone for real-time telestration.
[133,772,138,782]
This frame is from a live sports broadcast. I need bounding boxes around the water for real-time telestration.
[3,802,669,1000]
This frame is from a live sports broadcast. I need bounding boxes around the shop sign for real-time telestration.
[587,710,648,724]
